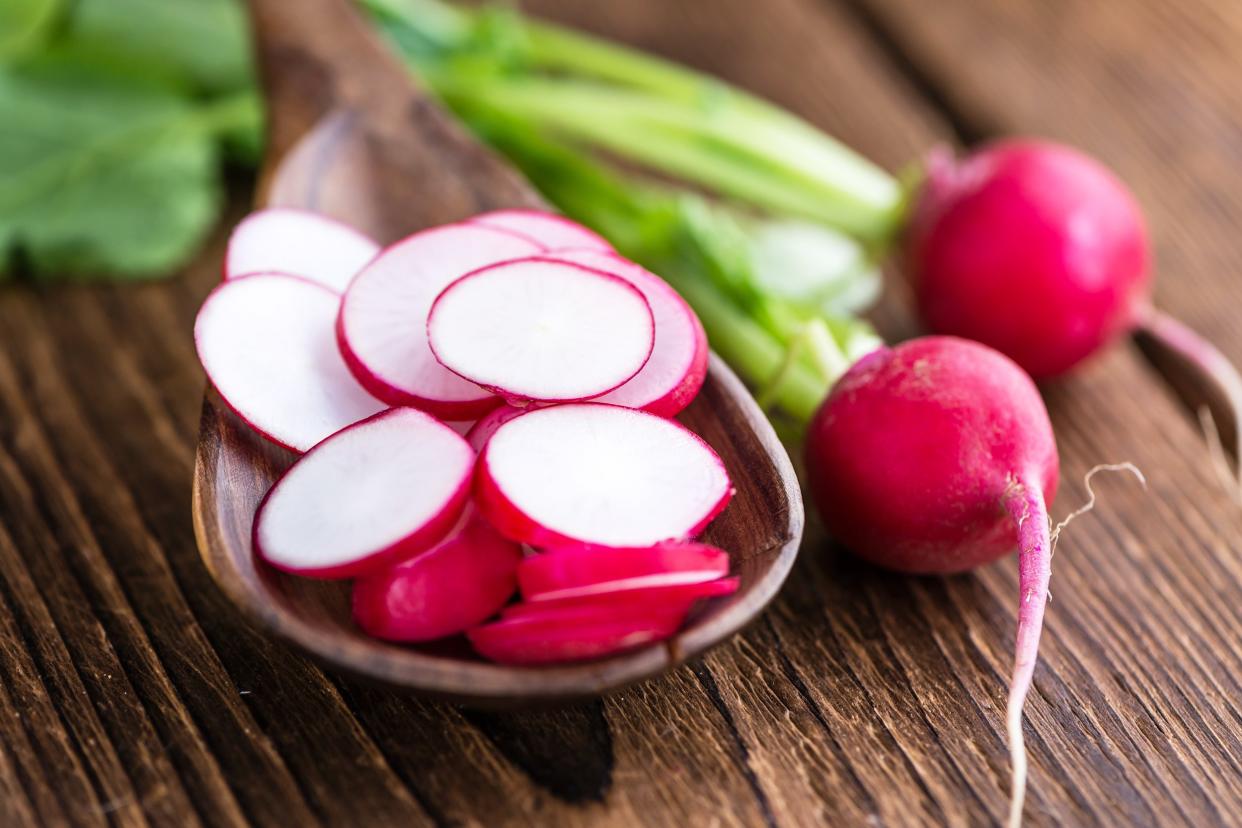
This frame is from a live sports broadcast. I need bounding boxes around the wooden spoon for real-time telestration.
[192,0,803,706]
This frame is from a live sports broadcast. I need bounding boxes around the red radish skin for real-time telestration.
[519,543,730,601]
[195,273,385,453]
[475,404,733,549]
[502,577,739,621]
[805,336,1057,827]
[337,224,540,420]
[468,209,613,252]
[467,613,679,665]
[225,208,379,292]
[351,511,522,642]
[465,404,527,452]
[253,408,475,580]
[549,250,709,417]
[908,140,1149,379]
[427,258,656,403]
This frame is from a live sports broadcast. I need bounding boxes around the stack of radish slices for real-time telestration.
[196,207,738,664]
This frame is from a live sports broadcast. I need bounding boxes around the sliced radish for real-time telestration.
[519,543,731,601]
[337,224,541,419]
[428,259,655,402]
[464,404,527,452]
[469,209,612,252]
[476,404,733,548]
[550,250,709,416]
[225,208,379,292]
[352,510,522,641]
[253,408,474,579]
[502,577,739,620]
[467,613,678,665]
[195,273,386,452]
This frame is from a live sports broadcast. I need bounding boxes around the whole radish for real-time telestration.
[806,335,1058,828]
[908,139,1148,379]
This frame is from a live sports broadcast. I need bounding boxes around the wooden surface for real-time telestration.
[2,0,1240,824]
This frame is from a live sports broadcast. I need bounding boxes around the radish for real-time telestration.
[503,577,739,619]
[351,510,522,641]
[468,209,613,252]
[194,273,385,452]
[225,208,379,292]
[547,250,709,416]
[253,408,475,579]
[467,612,680,665]
[337,224,541,419]
[427,259,655,403]
[464,404,526,452]
[519,543,731,601]
[476,404,733,548]
[805,336,1058,827]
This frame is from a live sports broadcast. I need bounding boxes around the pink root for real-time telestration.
[1000,478,1053,828]
[1139,309,1242,500]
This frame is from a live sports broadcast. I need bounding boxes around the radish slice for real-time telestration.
[503,577,740,619]
[253,408,474,579]
[476,404,733,548]
[550,250,709,416]
[519,543,731,601]
[195,273,385,452]
[225,208,379,292]
[428,259,655,402]
[352,510,522,641]
[337,224,541,419]
[467,613,678,665]
[464,404,527,452]
[469,209,612,252]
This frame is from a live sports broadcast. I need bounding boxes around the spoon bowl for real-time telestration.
[192,0,803,706]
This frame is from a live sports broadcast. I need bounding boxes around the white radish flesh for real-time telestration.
[476,404,733,548]
[337,224,541,419]
[195,273,385,452]
[550,250,708,416]
[225,208,379,292]
[428,259,655,402]
[253,408,475,579]
[469,209,612,252]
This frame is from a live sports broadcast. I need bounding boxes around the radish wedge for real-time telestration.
[467,613,678,665]
[476,404,733,548]
[428,259,655,402]
[195,273,385,452]
[352,510,522,641]
[253,408,474,579]
[337,224,541,419]
[469,209,612,252]
[464,404,527,452]
[503,577,740,619]
[551,250,708,416]
[519,543,731,601]
[225,208,379,292]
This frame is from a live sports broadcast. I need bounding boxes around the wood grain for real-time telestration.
[0,0,1239,825]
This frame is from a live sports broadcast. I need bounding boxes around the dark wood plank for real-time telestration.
[0,0,1238,826]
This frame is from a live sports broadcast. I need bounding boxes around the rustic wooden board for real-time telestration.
[0,0,1238,826]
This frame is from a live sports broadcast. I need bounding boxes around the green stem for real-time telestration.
[440,79,899,240]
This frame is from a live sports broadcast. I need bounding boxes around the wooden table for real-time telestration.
[2,0,1240,825]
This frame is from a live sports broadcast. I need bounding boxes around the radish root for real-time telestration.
[1003,462,1145,828]
[1139,308,1242,503]
[1051,462,1147,550]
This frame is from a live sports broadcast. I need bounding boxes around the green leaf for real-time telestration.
[0,67,224,280]
[0,0,63,64]
[64,0,253,94]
